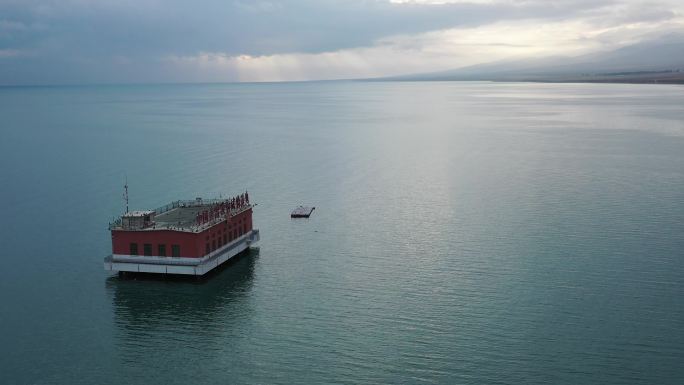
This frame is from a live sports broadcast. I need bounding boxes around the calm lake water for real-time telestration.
[1,81,683,384]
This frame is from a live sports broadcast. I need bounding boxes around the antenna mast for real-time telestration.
[123,177,129,214]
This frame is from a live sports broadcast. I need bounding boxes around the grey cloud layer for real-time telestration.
[0,0,680,84]
[1,0,609,56]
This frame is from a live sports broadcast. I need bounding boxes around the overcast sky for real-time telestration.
[1,0,683,84]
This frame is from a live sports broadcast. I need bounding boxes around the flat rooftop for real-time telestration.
[110,197,252,232]
[155,206,208,228]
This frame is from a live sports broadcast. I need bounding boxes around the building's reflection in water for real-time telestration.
[106,249,259,364]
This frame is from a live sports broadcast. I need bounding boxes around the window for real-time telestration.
[130,243,138,255]
[171,245,181,258]
[158,244,166,257]
[206,243,210,255]
[223,235,227,245]
[143,243,152,256]
[212,239,216,251]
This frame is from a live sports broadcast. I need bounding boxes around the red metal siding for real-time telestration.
[112,208,253,258]
[112,230,202,258]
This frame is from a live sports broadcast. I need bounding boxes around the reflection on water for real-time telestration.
[106,249,258,362]
[2,82,683,384]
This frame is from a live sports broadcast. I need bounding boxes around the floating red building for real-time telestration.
[104,192,259,276]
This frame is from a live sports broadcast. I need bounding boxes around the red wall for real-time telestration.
[112,207,253,258]
[112,230,202,258]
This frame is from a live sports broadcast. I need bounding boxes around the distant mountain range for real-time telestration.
[380,34,684,84]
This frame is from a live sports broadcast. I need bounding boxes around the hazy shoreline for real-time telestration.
[497,72,684,85]
[367,73,684,85]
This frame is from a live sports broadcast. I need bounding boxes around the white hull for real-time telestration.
[104,229,259,276]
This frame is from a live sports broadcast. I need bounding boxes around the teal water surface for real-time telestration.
[0,81,683,384]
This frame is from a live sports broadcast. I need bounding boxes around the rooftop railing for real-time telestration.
[109,198,251,232]
[153,198,228,216]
